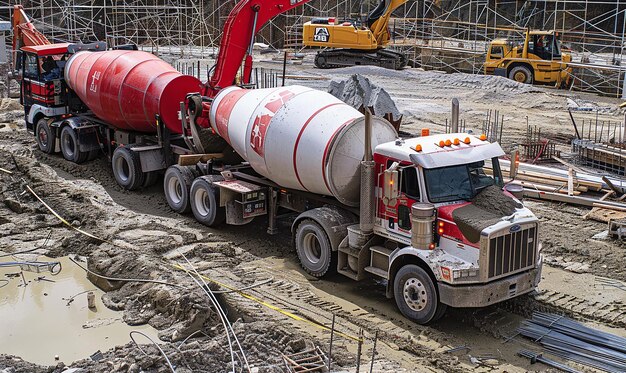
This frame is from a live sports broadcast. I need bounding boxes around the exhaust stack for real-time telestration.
[359,108,376,234]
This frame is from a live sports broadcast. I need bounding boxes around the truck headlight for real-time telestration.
[452,268,479,279]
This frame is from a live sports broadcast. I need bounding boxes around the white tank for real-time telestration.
[209,85,397,206]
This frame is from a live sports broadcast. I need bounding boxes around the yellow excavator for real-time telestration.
[302,0,408,70]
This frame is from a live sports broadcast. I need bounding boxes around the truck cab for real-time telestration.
[333,133,542,324]
[16,43,71,133]
[484,30,572,87]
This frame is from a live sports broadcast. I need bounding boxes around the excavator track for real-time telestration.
[314,48,408,70]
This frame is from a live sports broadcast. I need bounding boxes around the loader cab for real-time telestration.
[529,32,562,60]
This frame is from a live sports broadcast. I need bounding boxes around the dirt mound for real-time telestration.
[329,74,403,123]
[453,185,522,243]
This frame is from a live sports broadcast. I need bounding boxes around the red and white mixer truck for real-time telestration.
[13,0,541,323]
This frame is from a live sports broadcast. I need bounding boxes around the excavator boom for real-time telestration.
[12,5,50,65]
[205,0,311,97]
[368,0,407,46]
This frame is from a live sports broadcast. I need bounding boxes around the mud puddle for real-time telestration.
[0,255,159,366]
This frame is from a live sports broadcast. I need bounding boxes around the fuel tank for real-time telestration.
[64,50,202,134]
[209,85,397,206]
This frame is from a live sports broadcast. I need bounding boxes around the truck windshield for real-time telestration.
[423,159,501,203]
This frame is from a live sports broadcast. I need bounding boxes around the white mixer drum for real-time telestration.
[209,85,397,206]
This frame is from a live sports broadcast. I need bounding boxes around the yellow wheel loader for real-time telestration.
[302,0,408,70]
[484,30,572,87]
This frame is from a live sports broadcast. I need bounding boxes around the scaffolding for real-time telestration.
[1,0,625,95]
[285,0,626,96]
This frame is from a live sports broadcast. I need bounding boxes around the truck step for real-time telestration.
[364,266,389,279]
[337,267,359,281]
[369,245,392,257]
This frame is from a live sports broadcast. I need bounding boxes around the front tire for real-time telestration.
[508,65,533,84]
[111,146,144,190]
[60,126,89,163]
[35,118,55,154]
[393,264,445,324]
[163,165,195,213]
[295,219,334,277]
[190,176,225,226]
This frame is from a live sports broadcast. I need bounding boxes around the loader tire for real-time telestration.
[35,118,55,154]
[508,65,533,84]
[111,146,144,190]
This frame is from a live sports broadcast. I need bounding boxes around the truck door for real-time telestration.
[21,52,39,108]
[384,162,420,238]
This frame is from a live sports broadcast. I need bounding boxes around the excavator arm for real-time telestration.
[205,0,311,97]
[12,5,50,66]
[368,0,407,46]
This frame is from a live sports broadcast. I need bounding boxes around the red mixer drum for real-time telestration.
[64,50,202,134]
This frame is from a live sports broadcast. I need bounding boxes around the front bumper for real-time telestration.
[438,264,542,308]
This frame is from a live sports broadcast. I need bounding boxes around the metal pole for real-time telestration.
[451,98,459,133]
[281,51,287,87]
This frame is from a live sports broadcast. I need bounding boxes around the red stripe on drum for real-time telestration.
[292,102,343,191]
[214,89,247,144]
[321,117,357,193]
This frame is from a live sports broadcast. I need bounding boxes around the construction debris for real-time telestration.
[282,346,328,373]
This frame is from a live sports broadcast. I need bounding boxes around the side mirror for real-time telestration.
[383,162,399,205]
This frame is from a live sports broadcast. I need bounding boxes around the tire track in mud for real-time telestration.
[505,289,626,329]
[199,261,505,372]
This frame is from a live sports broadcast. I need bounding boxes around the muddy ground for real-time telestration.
[0,58,625,373]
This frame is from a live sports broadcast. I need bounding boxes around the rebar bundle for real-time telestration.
[518,312,626,373]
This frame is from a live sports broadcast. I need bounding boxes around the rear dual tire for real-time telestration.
[35,119,56,154]
[295,219,335,277]
[190,176,225,226]
[60,126,89,163]
[111,146,144,190]
[163,165,196,213]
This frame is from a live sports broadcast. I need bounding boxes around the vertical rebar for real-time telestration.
[355,329,363,373]
[369,330,379,373]
[327,314,335,371]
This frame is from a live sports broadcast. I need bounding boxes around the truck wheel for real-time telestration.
[163,165,195,213]
[393,264,444,324]
[35,118,55,154]
[111,146,144,190]
[508,65,533,84]
[295,219,335,277]
[60,126,89,163]
[190,176,225,226]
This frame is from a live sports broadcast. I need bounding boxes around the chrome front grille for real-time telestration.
[487,224,537,280]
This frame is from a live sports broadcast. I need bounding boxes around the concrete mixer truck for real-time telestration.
[13,1,542,324]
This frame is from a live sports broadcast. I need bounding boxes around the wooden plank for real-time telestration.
[177,153,223,166]
[551,156,585,173]
[522,189,626,210]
